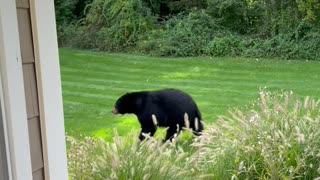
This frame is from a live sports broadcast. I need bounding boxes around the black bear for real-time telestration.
[112,89,203,141]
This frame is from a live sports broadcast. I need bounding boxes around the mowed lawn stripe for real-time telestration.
[62,73,320,94]
[62,70,320,92]
[62,51,320,77]
[61,56,181,71]
[60,48,320,141]
[62,81,258,100]
[61,63,320,86]
[61,66,169,79]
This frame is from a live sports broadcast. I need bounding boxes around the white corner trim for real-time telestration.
[0,61,12,180]
[0,0,33,179]
[30,0,68,179]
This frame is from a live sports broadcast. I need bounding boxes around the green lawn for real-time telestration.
[60,48,320,141]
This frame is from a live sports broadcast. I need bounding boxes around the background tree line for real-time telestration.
[55,0,320,60]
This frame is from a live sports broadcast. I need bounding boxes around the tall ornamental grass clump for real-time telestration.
[67,130,193,180]
[191,91,320,179]
[93,131,191,179]
[66,135,100,180]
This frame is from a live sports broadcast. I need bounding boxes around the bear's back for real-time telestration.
[148,89,200,118]
[150,89,195,106]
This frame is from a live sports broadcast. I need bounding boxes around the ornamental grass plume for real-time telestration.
[93,130,190,179]
[66,135,99,180]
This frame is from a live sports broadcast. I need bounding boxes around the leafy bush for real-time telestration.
[206,0,250,34]
[204,30,320,60]
[138,10,223,56]
[55,0,320,60]
[57,24,102,50]
[244,32,320,60]
[55,0,78,45]
[294,31,320,60]
[82,0,155,51]
[191,90,320,179]
[205,33,245,56]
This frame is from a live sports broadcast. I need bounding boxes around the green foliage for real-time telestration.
[205,33,244,56]
[205,29,320,60]
[142,0,207,18]
[54,0,94,45]
[244,31,320,60]
[297,0,320,22]
[138,10,222,56]
[166,0,207,13]
[56,0,320,60]
[55,0,78,24]
[54,0,78,43]
[82,0,155,51]
[57,24,101,49]
[67,91,320,179]
[206,0,250,34]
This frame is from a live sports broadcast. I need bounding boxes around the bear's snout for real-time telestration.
[112,107,119,114]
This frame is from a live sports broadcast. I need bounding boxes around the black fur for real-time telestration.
[113,89,203,141]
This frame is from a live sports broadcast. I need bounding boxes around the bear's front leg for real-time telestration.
[138,125,157,141]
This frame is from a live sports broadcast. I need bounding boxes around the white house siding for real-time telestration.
[0,0,68,179]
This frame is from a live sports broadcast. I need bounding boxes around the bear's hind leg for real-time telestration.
[163,126,181,142]
[192,118,203,136]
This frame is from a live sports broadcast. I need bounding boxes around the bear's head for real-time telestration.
[112,92,143,115]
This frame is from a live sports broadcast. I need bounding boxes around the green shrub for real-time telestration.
[206,0,250,34]
[138,10,223,56]
[205,33,245,56]
[55,0,320,60]
[205,28,320,60]
[191,90,320,179]
[82,0,155,51]
[244,32,320,60]
[295,31,320,60]
[54,0,78,29]
[57,24,102,50]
